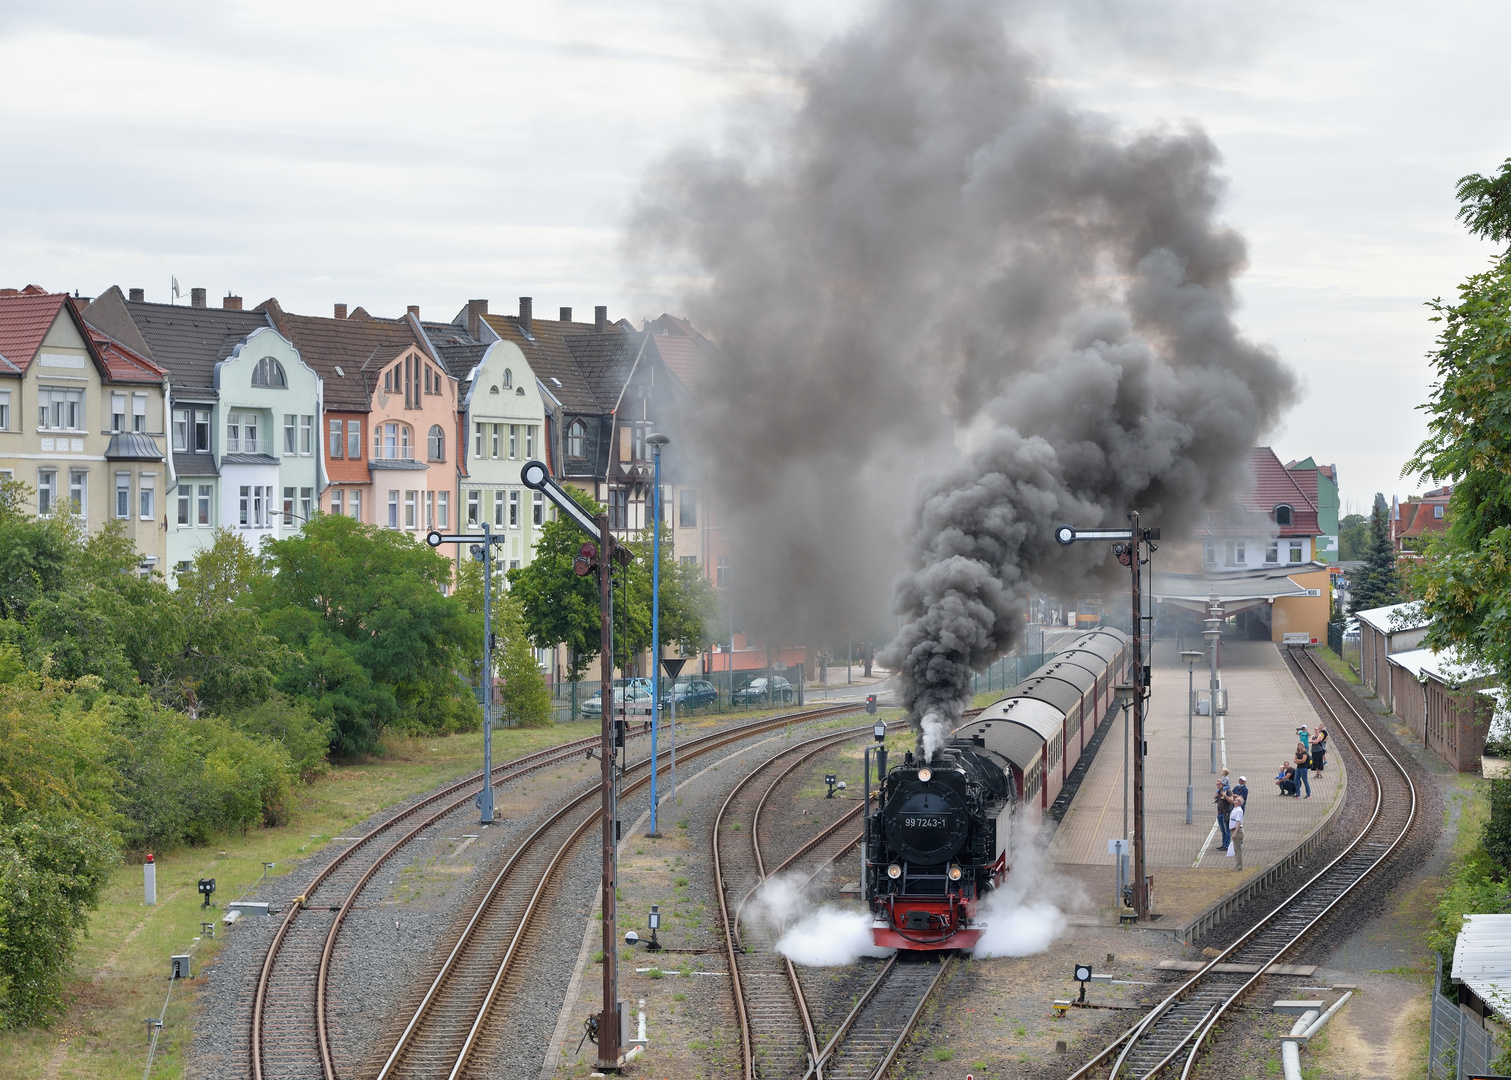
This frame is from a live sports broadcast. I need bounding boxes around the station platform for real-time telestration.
[1048,639,1345,941]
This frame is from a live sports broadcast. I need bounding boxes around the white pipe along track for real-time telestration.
[1282,991,1353,1080]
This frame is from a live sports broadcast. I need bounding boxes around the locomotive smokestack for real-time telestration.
[631,0,1296,753]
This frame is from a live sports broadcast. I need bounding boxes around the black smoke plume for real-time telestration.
[630,0,1296,751]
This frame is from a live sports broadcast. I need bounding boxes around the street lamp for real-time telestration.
[1180,650,1203,825]
[646,432,670,837]
[1204,594,1225,775]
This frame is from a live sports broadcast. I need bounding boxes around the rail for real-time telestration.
[1067,646,1418,1080]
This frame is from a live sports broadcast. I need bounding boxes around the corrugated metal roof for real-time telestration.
[1452,913,1511,1015]
[1385,646,1493,686]
[1355,601,1430,635]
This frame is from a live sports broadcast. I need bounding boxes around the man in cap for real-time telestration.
[1226,794,1245,870]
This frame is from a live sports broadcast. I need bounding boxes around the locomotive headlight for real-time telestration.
[887,864,902,879]
[948,864,963,881]
[917,768,932,782]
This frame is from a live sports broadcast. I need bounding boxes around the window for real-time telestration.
[525,426,534,458]
[178,487,191,525]
[680,555,698,566]
[239,486,249,526]
[509,490,519,527]
[227,413,240,451]
[1435,505,1445,519]
[133,394,147,433]
[194,409,211,452]
[347,420,361,460]
[468,489,480,527]
[252,356,287,387]
[1265,540,1279,564]
[428,425,445,462]
[331,489,343,517]
[284,415,298,454]
[387,490,399,528]
[425,490,435,529]
[197,485,212,526]
[532,491,543,526]
[716,555,728,589]
[680,489,697,528]
[384,370,392,392]
[116,472,131,518]
[112,393,127,432]
[404,491,417,529]
[238,485,271,527]
[494,489,505,528]
[508,425,517,459]
[300,488,312,522]
[475,423,484,458]
[423,365,432,395]
[349,490,361,520]
[632,425,645,462]
[491,424,500,459]
[330,419,343,458]
[568,420,585,458]
[1274,504,1293,527]
[1234,541,1245,564]
[37,470,55,514]
[139,476,154,519]
[608,488,627,530]
[438,490,449,529]
[502,367,512,389]
[68,470,86,516]
[1289,539,1304,564]
[283,486,296,523]
[39,387,83,430]
[173,409,189,451]
[301,416,313,455]
[375,423,411,459]
[0,388,9,429]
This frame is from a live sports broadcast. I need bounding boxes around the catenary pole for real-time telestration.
[648,434,668,835]
[480,525,495,824]
[1131,510,1149,919]
[597,511,620,1069]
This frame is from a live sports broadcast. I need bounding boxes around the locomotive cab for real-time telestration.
[866,741,1015,950]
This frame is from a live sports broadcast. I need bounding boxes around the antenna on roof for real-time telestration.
[170,276,181,305]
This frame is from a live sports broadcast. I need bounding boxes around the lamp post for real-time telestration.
[1204,593,1224,775]
[1181,650,1203,825]
[1113,684,1135,907]
[646,432,669,837]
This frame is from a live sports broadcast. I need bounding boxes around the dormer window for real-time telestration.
[1273,504,1293,527]
[252,356,287,387]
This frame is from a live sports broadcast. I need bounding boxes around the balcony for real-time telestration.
[372,444,415,460]
[225,437,271,455]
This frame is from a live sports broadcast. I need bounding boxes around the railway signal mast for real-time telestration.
[1055,513,1159,919]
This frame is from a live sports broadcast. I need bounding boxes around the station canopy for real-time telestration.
[1153,568,1315,618]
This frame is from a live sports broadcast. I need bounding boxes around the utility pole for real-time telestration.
[1056,515,1159,919]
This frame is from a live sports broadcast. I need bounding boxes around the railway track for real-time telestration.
[250,725,648,1080]
[365,703,866,1080]
[1068,646,1418,1080]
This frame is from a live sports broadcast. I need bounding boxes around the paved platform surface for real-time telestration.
[1049,638,1344,923]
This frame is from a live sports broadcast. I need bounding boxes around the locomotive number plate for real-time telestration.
[904,816,949,829]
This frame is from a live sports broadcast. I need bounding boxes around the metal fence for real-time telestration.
[972,651,1055,697]
[1430,954,1502,1079]
[1328,620,1345,656]
[547,672,802,723]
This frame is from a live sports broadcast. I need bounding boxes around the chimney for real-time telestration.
[223,294,243,310]
[191,287,207,308]
[407,305,420,318]
[560,306,572,322]
[595,305,608,333]
[334,303,347,320]
[467,298,488,339]
[128,287,145,302]
[518,296,533,334]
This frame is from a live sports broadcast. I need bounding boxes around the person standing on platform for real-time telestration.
[1294,741,1312,799]
[1311,727,1328,774]
[1232,775,1249,811]
[1214,771,1232,851]
[1298,725,1311,756]
[1227,795,1245,870]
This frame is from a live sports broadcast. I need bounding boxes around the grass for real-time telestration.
[0,722,590,1080]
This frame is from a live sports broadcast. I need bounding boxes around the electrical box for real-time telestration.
[170,955,192,979]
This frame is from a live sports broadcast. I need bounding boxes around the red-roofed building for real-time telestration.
[0,287,168,570]
[1391,487,1451,555]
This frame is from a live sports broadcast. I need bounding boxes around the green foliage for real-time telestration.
[254,513,479,755]
[506,487,607,680]
[1348,506,1404,613]
[1486,780,1511,872]
[1456,157,1511,244]
[495,594,551,728]
[1431,845,1511,958]
[219,693,333,782]
[625,530,717,660]
[1337,513,1369,562]
[1405,257,1511,675]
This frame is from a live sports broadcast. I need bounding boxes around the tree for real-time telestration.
[1456,157,1511,245]
[495,595,552,728]
[254,514,479,755]
[624,530,716,665]
[1348,506,1404,613]
[507,488,609,681]
[1405,254,1511,678]
[1337,513,1369,561]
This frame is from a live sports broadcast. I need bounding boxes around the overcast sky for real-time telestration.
[2,0,1506,511]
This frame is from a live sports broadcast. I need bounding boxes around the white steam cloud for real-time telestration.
[973,815,1078,958]
[749,873,894,967]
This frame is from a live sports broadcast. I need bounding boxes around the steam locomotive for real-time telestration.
[864,628,1129,950]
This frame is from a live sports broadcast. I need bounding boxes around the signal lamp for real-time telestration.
[917,768,932,782]
[873,719,886,742]
[887,864,902,879]
[948,864,962,881]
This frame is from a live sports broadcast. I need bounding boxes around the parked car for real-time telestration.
[659,679,719,710]
[732,676,794,705]
[581,685,653,718]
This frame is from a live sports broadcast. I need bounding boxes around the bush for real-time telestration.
[220,693,333,782]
